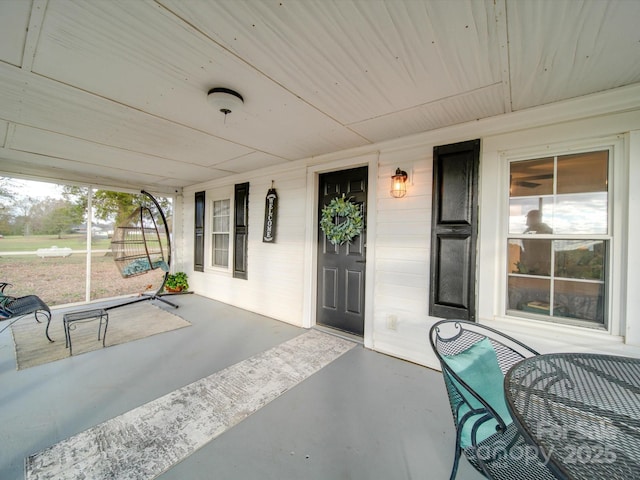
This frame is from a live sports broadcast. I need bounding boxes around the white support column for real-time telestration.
[85,186,93,303]
[625,131,640,345]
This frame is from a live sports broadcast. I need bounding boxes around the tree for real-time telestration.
[93,191,141,227]
[62,186,172,231]
[0,177,12,199]
[13,195,38,236]
[41,200,85,238]
[0,178,15,235]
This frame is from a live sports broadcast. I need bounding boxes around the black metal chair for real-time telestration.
[0,282,53,342]
[429,319,556,480]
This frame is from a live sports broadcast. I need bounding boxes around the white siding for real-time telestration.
[184,165,309,326]
[372,147,434,365]
[182,85,640,369]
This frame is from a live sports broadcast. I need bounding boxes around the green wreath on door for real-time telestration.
[320,194,363,245]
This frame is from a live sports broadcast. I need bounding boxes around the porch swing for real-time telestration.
[108,190,178,309]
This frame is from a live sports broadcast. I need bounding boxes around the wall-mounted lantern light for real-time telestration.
[390,168,408,198]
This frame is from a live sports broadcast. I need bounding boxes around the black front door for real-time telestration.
[317,167,367,336]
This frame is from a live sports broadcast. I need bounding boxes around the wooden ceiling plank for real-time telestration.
[22,0,49,72]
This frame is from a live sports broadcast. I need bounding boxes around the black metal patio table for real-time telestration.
[504,353,640,480]
[63,308,108,355]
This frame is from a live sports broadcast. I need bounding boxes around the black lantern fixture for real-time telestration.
[390,168,408,198]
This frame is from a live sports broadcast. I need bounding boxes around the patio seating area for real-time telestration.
[430,319,556,480]
[0,294,483,480]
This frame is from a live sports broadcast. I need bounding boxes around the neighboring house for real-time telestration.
[182,87,640,368]
[72,223,114,238]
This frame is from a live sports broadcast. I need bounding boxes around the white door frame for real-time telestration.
[302,152,378,349]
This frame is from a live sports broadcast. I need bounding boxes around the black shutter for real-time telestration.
[233,182,249,279]
[194,191,205,272]
[429,140,480,320]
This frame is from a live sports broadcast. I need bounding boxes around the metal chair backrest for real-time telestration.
[0,282,53,341]
[429,319,542,480]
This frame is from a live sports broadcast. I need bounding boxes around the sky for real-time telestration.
[7,179,63,200]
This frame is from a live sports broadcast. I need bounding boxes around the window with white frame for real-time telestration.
[506,148,610,328]
[211,198,230,268]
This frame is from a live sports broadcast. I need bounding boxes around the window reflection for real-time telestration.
[506,149,609,327]
[507,276,551,313]
[520,238,552,276]
[553,280,605,324]
[553,192,607,234]
[557,151,607,194]
[509,198,554,234]
[510,157,554,197]
[554,240,605,281]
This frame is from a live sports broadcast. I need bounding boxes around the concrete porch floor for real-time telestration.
[0,294,483,480]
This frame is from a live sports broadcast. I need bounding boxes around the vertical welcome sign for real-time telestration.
[263,187,278,243]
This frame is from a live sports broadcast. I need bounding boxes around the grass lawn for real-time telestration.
[0,234,111,252]
[1,238,166,306]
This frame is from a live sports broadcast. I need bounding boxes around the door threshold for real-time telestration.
[313,325,364,345]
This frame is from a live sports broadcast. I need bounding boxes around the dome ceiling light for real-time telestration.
[207,87,244,119]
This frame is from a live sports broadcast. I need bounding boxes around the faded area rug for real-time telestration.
[12,302,191,370]
[25,329,356,480]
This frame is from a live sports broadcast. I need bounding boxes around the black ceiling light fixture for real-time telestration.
[207,87,244,118]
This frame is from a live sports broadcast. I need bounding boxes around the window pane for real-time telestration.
[507,276,551,312]
[553,192,607,234]
[213,216,226,232]
[214,199,230,217]
[519,238,552,276]
[213,200,230,233]
[508,239,524,274]
[509,198,554,234]
[557,151,608,194]
[214,248,229,267]
[553,280,605,325]
[507,149,610,328]
[212,233,229,267]
[214,234,229,250]
[211,199,230,268]
[510,157,554,197]
[554,240,606,281]
[221,215,229,232]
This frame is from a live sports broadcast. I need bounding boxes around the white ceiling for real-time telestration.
[1,0,639,194]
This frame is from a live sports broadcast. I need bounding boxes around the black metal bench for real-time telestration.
[0,283,53,342]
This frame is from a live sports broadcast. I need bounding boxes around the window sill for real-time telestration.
[505,308,606,331]
[203,266,231,276]
[483,315,640,358]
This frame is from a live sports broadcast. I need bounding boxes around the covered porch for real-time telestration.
[2,1,640,478]
[0,294,482,479]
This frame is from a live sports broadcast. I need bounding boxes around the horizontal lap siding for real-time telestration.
[373,148,435,364]
[236,169,307,323]
[184,144,440,364]
[184,167,308,326]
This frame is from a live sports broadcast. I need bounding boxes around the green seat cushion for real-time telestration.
[443,337,513,448]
